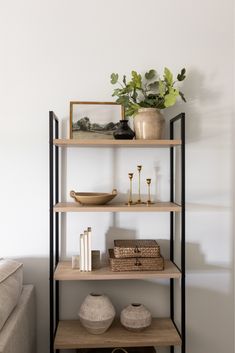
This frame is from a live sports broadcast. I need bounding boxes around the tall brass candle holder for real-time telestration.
[126,173,134,206]
[146,178,154,206]
[136,165,145,204]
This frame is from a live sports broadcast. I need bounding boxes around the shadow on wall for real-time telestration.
[105,227,233,353]
[104,227,229,272]
[185,281,233,353]
[163,67,223,142]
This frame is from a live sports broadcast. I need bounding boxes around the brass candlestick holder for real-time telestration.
[146,178,154,205]
[126,173,134,206]
[136,165,145,204]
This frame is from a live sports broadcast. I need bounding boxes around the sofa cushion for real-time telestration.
[0,259,23,331]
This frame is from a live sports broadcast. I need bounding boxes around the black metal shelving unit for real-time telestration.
[49,111,186,353]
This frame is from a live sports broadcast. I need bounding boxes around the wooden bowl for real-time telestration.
[70,189,117,205]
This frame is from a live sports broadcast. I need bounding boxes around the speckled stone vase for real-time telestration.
[134,108,165,140]
[120,303,152,331]
[78,293,116,334]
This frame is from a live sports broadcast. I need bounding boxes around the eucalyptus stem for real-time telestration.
[110,67,186,115]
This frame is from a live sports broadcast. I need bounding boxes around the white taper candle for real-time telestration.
[84,230,88,271]
[87,227,92,271]
[80,233,84,271]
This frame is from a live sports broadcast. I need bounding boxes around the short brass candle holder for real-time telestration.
[126,173,135,206]
[146,178,154,206]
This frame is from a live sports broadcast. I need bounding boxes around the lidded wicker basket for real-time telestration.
[114,239,160,258]
[109,249,164,272]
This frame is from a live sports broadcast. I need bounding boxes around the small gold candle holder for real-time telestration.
[146,178,154,206]
[126,173,134,206]
[136,165,145,204]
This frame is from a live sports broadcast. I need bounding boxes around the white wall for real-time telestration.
[0,1,234,353]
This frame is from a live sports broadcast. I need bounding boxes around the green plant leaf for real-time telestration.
[111,88,122,97]
[116,96,130,107]
[139,101,148,107]
[172,87,179,96]
[158,80,165,97]
[110,73,119,84]
[118,85,132,95]
[147,93,157,99]
[143,98,156,107]
[125,103,139,117]
[145,69,156,80]
[148,81,159,91]
[156,97,165,109]
[131,88,138,101]
[179,91,187,102]
[164,67,173,86]
[164,88,179,107]
[177,68,186,81]
[123,75,127,85]
[131,71,142,89]
[164,94,177,107]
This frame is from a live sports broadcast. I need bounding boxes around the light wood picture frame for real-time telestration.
[70,101,124,139]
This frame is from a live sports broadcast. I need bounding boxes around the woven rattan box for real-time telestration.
[113,239,161,258]
[109,249,164,272]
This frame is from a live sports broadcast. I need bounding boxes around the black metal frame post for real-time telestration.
[49,111,59,353]
[170,119,175,353]
[170,113,186,353]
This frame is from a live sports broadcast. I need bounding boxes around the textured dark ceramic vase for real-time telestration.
[113,120,135,140]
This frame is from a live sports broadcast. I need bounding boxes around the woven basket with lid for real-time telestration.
[113,239,161,258]
[109,249,164,272]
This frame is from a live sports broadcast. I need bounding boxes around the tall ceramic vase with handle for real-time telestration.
[133,108,165,140]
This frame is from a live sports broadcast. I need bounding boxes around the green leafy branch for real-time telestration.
[110,68,186,117]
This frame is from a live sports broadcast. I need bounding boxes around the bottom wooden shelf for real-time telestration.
[54,318,181,349]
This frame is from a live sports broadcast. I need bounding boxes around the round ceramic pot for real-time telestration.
[113,120,135,140]
[78,293,116,334]
[120,303,152,332]
[133,108,165,140]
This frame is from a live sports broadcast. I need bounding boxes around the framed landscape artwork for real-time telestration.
[70,101,124,139]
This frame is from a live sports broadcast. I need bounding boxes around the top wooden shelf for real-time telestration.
[53,139,181,147]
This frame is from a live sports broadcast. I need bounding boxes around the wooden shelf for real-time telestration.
[53,139,181,147]
[54,260,181,281]
[54,202,181,213]
[54,318,181,349]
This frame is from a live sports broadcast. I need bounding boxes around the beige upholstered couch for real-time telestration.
[0,259,36,353]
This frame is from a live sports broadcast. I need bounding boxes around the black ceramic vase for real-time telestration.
[113,120,135,140]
